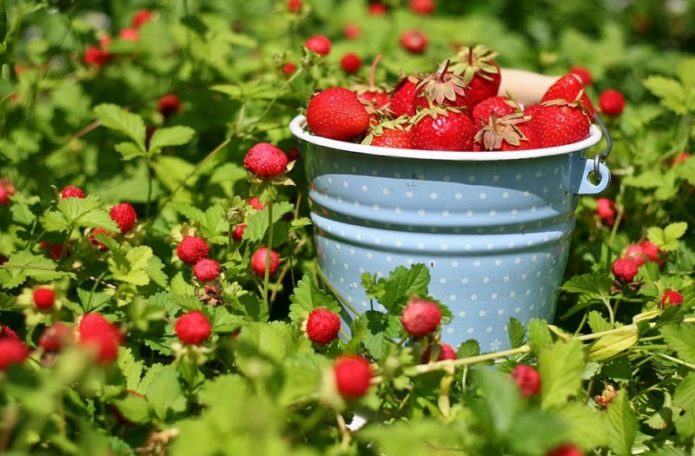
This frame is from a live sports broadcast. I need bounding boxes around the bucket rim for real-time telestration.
[289,115,603,161]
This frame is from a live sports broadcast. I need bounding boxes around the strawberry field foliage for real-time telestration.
[0,0,695,454]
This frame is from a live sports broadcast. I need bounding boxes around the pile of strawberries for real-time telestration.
[305,46,595,152]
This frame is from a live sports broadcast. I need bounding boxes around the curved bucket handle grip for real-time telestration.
[575,115,612,195]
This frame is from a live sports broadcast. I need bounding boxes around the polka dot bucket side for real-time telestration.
[290,115,611,351]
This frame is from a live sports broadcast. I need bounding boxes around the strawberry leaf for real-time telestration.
[95,103,147,151]
[539,339,585,409]
[603,389,637,456]
[288,276,340,325]
[673,373,695,437]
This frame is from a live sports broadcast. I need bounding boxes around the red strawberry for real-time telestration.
[177,236,210,265]
[243,143,288,178]
[39,322,73,352]
[474,113,540,151]
[157,94,182,118]
[624,244,647,267]
[0,325,18,340]
[334,355,372,399]
[287,0,302,13]
[450,45,501,109]
[400,298,442,337]
[611,257,640,282]
[306,88,370,141]
[365,118,414,149]
[472,96,519,128]
[0,338,29,370]
[119,27,139,42]
[340,53,362,74]
[40,241,69,260]
[541,73,595,114]
[410,0,436,15]
[110,203,138,233]
[533,100,591,148]
[344,23,361,40]
[79,313,122,364]
[250,247,280,277]
[368,2,388,15]
[599,89,625,117]
[83,46,111,66]
[232,224,246,242]
[282,62,297,77]
[639,240,663,265]
[131,9,153,28]
[33,287,55,311]
[523,104,543,119]
[400,29,428,54]
[390,76,419,118]
[569,66,592,86]
[305,35,331,56]
[412,108,476,151]
[193,259,220,282]
[305,307,341,345]
[415,61,468,109]
[595,198,616,226]
[248,196,265,211]
[285,147,300,161]
[546,444,583,456]
[89,228,113,251]
[0,178,15,205]
[661,289,684,308]
[422,343,456,363]
[60,185,85,199]
[175,311,212,345]
[511,364,541,397]
[594,384,617,408]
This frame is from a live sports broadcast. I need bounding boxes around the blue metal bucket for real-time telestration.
[290,115,610,351]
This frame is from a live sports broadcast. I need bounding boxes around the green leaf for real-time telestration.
[660,324,695,364]
[109,246,154,287]
[539,339,585,409]
[527,319,553,352]
[470,368,522,435]
[556,402,609,450]
[457,339,480,358]
[362,311,401,360]
[146,366,187,422]
[0,251,72,289]
[234,322,297,378]
[506,409,567,456]
[507,317,526,348]
[377,264,431,313]
[112,395,150,424]
[587,311,612,333]
[588,327,638,361]
[643,76,688,114]
[673,373,695,437]
[288,276,341,325]
[603,389,637,456]
[149,126,195,151]
[117,347,144,391]
[114,141,145,160]
[648,222,688,252]
[243,201,294,242]
[144,256,168,288]
[94,103,146,151]
[561,272,613,301]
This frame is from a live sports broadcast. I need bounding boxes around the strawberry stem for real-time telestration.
[369,54,382,89]
[264,199,274,314]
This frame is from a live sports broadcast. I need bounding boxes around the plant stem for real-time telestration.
[145,157,153,219]
[263,200,274,314]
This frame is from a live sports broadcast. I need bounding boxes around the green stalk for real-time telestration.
[263,200,274,315]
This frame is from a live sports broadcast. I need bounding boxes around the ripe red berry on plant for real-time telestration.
[131,9,153,28]
[333,355,373,399]
[401,298,442,337]
[60,185,85,199]
[511,364,541,397]
[243,143,289,178]
[305,307,341,345]
[33,287,55,311]
[0,178,15,205]
[157,94,182,118]
[400,29,428,54]
[282,62,297,76]
[305,35,331,56]
[340,53,362,74]
[599,89,625,117]
[83,46,111,67]
[595,198,617,226]
[175,311,212,345]
[193,259,221,282]
[119,28,139,42]
[661,289,684,308]
[39,322,73,352]
[287,0,302,13]
[177,236,210,265]
[410,0,436,15]
[546,444,584,456]
[110,203,138,233]
[611,257,640,283]
[0,338,29,371]
[89,228,113,251]
[250,247,281,277]
[78,313,122,364]
[422,343,457,363]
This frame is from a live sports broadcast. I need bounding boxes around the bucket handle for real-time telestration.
[576,116,612,195]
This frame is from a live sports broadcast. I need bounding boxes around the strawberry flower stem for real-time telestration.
[263,200,274,315]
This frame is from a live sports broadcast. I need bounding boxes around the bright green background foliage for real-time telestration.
[0,0,694,455]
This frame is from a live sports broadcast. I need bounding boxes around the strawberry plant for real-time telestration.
[1,1,694,455]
